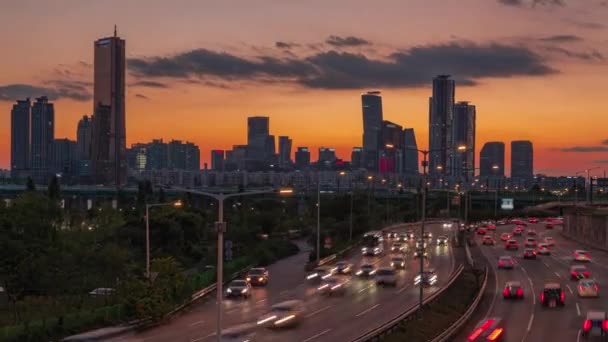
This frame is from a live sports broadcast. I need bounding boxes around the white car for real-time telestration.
[375,267,397,286]
[544,237,555,246]
[306,267,334,282]
[226,280,252,298]
[257,300,305,329]
[391,242,407,253]
[442,223,453,228]
[317,276,348,296]
[574,250,591,262]
[416,239,427,249]
[391,256,406,269]
[577,279,599,298]
[537,243,551,255]
[415,270,438,286]
[436,236,449,245]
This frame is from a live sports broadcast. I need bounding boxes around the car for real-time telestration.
[442,222,453,228]
[391,242,407,253]
[397,233,409,242]
[503,281,524,299]
[317,276,348,296]
[571,265,591,280]
[505,239,518,250]
[544,237,555,246]
[511,219,527,226]
[545,223,554,229]
[376,267,398,286]
[482,235,495,245]
[477,227,487,235]
[414,269,438,286]
[525,238,537,248]
[221,323,257,342]
[528,217,539,223]
[498,256,515,269]
[246,267,269,286]
[415,239,427,249]
[422,232,433,240]
[390,256,406,269]
[257,300,304,329]
[405,230,415,239]
[334,262,353,275]
[466,318,506,341]
[581,311,608,339]
[512,227,523,236]
[436,235,449,245]
[540,283,565,308]
[537,243,551,255]
[527,229,537,236]
[574,250,591,262]
[523,248,537,259]
[578,279,599,298]
[486,224,497,231]
[497,219,507,225]
[500,233,511,241]
[414,248,428,259]
[226,280,252,298]
[306,266,334,282]
[387,231,398,239]
[356,264,376,277]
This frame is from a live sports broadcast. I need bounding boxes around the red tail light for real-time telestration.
[503,288,509,296]
[560,290,565,303]
[498,261,504,266]
[583,272,590,277]
[583,319,592,332]
[540,292,545,302]
[602,320,608,331]
[487,328,504,341]
[579,285,584,292]
[571,272,578,277]
[468,320,494,341]
[594,285,599,292]
[517,288,524,297]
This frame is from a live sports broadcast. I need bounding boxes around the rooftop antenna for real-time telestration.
[114,25,117,37]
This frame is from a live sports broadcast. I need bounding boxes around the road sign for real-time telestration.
[596,178,608,187]
[501,198,514,210]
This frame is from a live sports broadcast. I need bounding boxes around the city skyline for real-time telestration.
[1,0,608,176]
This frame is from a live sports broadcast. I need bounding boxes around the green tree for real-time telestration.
[26,177,36,192]
[48,175,60,200]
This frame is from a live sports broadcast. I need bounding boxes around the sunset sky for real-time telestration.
[1,0,608,176]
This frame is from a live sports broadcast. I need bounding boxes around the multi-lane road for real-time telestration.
[115,222,456,342]
[462,220,608,342]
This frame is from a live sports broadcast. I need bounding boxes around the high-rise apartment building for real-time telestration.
[91,28,127,186]
[351,147,363,169]
[247,116,270,161]
[318,147,337,165]
[429,75,455,178]
[380,120,403,173]
[211,150,225,171]
[126,143,147,171]
[30,96,54,184]
[278,136,292,168]
[10,98,31,178]
[295,147,311,170]
[53,138,77,177]
[479,142,505,181]
[362,91,383,171]
[452,101,476,181]
[76,115,92,160]
[511,140,534,188]
[402,128,419,176]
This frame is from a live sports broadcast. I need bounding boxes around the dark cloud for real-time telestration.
[545,46,604,61]
[498,0,565,6]
[128,42,555,90]
[567,20,605,29]
[539,35,583,42]
[0,83,91,102]
[560,146,608,152]
[325,35,370,47]
[130,80,169,88]
[602,139,608,145]
[135,93,149,100]
[275,41,298,49]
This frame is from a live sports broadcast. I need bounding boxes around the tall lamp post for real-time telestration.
[145,200,183,279]
[339,171,354,242]
[176,187,292,342]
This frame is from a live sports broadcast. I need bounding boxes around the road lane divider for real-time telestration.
[302,328,332,342]
[305,305,332,318]
[356,304,381,317]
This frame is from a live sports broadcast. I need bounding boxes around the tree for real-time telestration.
[48,175,60,200]
[158,188,166,203]
[26,177,36,192]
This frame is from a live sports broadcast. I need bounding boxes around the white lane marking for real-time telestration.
[188,320,205,327]
[577,329,582,342]
[481,247,500,320]
[527,313,535,331]
[542,261,550,268]
[305,305,332,318]
[566,285,574,294]
[527,277,536,304]
[256,298,267,304]
[302,329,332,342]
[356,303,380,317]
[397,284,410,294]
[576,302,581,316]
[191,332,215,342]
[358,284,373,293]
[554,271,562,278]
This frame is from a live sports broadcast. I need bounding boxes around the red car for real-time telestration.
[545,223,554,229]
[506,239,519,250]
[486,224,497,231]
[528,217,539,223]
[500,233,511,241]
[527,229,537,236]
[482,236,496,245]
[477,228,487,235]
[525,238,537,247]
[512,227,523,236]
[511,219,527,226]
[503,281,524,299]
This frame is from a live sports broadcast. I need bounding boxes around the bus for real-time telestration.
[362,231,384,256]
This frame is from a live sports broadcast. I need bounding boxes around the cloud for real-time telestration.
[275,41,298,49]
[539,35,583,42]
[544,46,604,61]
[128,41,556,90]
[567,20,605,29]
[325,35,370,47]
[134,93,149,100]
[602,139,608,145]
[130,80,169,88]
[0,83,91,102]
[560,146,608,152]
[498,0,565,6]
[593,160,608,164]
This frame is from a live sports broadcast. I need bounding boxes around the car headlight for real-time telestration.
[227,289,232,293]
[356,270,363,275]
[391,262,395,266]
[401,262,405,267]
[246,277,251,281]
[259,277,264,281]
[241,288,248,294]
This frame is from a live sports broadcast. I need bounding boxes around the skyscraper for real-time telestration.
[380,120,403,173]
[278,136,292,168]
[362,91,383,171]
[429,75,455,178]
[211,150,225,171]
[30,96,54,184]
[295,147,311,170]
[247,116,270,161]
[452,101,476,181]
[10,98,30,179]
[167,140,200,170]
[511,141,534,188]
[91,27,127,186]
[351,147,363,169]
[479,142,505,182]
[402,128,419,176]
[76,115,92,160]
[53,138,77,178]
[318,148,337,165]
[146,139,168,170]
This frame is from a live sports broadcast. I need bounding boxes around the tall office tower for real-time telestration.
[380,120,403,173]
[295,147,311,169]
[402,128,419,176]
[91,27,127,186]
[452,101,476,181]
[10,98,31,179]
[211,150,225,171]
[429,75,455,178]
[247,116,270,161]
[511,140,534,188]
[479,142,505,188]
[146,139,168,170]
[30,96,55,184]
[278,136,292,168]
[53,138,77,177]
[76,115,92,160]
[361,91,383,171]
[351,147,363,169]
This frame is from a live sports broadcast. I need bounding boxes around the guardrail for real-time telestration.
[351,264,465,342]
[431,266,489,342]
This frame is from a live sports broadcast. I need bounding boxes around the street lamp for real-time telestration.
[339,171,354,242]
[175,187,292,342]
[145,200,183,279]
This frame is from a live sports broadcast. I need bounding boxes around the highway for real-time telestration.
[461,220,608,342]
[115,222,456,342]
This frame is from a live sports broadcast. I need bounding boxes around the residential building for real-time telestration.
[452,101,476,181]
[30,96,54,184]
[10,98,30,179]
[511,140,534,188]
[295,147,311,170]
[362,91,383,171]
[429,75,455,178]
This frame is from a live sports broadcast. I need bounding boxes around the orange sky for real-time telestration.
[1,0,608,176]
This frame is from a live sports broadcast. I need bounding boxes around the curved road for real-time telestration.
[460,220,608,342]
[115,222,456,342]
